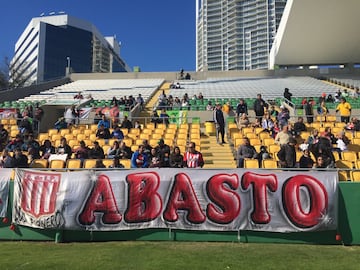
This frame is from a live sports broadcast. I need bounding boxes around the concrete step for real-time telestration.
[199,133,236,168]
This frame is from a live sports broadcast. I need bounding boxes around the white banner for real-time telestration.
[78,107,92,119]
[0,169,11,217]
[12,169,338,232]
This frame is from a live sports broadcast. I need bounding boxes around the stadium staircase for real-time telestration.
[200,129,237,169]
[139,82,237,168]
[138,82,171,121]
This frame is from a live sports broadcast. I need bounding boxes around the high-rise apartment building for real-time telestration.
[196,0,287,71]
[11,14,130,86]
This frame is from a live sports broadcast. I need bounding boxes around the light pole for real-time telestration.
[66,56,71,75]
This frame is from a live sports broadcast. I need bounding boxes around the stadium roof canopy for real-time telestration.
[269,0,360,68]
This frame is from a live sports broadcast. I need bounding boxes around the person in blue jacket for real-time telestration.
[131,144,149,168]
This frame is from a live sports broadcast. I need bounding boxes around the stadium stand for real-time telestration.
[1,70,360,179]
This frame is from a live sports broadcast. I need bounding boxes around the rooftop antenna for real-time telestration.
[49,12,55,15]
[40,12,45,16]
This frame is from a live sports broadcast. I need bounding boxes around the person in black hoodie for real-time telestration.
[283,88,292,102]
[253,94,268,122]
[277,137,297,168]
[13,147,28,168]
[213,102,226,144]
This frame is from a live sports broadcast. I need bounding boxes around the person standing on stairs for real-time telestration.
[213,102,226,145]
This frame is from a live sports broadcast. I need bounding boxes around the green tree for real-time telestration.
[0,58,9,90]
[0,56,29,90]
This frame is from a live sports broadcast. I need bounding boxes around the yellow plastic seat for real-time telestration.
[164,138,173,147]
[90,124,98,132]
[326,115,336,122]
[142,129,153,135]
[296,151,303,162]
[263,138,275,147]
[335,122,346,128]
[269,144,281,155]
[245,133,257,139]
[122,138,133,146]
[38,133,49,143]
[76,133,86,141]
[190,133,200,140]
[66,159,82,169]
[242,127,253,135]
[350,171,360,182]
[262,159,278,169]
[234,138,244,148]
[49,160,65,169]
[102,159,114,168]
[250,138,261,146]
[176,139,187,146]
[89,134,97,141]
[336,160,353,169]
[165,133,175,140]
[258,132,270,141]
[139,133,150,140]
[177,133,188,140]
[102,145,111,156]
[338,170,349,181]
[151,133,163,140]
[131,145,138,152]
[129,128,141,136]
[300,131,310,141]
[51,134,62,142]
[232,132,243,141]
[30,159,49,168]
[119,128,128,136]
[48,129,59,137]
[60,129,70,136]
[244,159,259,169]
[83,159,97,169]
[342,151,358,163]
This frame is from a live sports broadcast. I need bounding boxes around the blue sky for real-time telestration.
[0,0,196,72]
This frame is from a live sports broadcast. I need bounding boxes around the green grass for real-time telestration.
[0,242,359,270]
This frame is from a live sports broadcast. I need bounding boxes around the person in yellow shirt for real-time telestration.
[222,102,231,115]
[336,97,351,123]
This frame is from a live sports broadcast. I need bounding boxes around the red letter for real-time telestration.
[79,174,122,225]
[283,175,328,228]
[163,173,206,224]
[206,174,241,224]
[124,172,162,223]
[241,172,278,224]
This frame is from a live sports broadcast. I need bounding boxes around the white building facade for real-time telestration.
[196,0,287,71]
[11,14,130,86]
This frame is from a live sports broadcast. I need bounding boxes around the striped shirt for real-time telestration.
[183,151,204,168]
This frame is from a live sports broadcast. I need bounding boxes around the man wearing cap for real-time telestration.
[213,102,226,144]
[277,137,297,168]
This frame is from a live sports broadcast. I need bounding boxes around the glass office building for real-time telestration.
[11,14,130,86]
[196,0,287,71]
